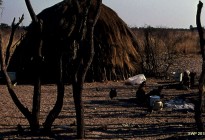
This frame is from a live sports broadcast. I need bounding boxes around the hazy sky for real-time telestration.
[0,0,203,28]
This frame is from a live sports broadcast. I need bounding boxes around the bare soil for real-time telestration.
[0,54,204,140]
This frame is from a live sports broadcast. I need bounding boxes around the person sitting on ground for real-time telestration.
[146,86,164,98]
[181,71,190,89]
[190,72,196,88]
[145,86,164,106]
[136,81,146,103]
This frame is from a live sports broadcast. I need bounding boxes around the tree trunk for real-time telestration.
[31,71,41,131]
[43,54,65,132]
[72,80,85,138]
[195,1,205,132]
[72,0,102,138]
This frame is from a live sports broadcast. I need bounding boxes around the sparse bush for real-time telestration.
[137,27,194,77]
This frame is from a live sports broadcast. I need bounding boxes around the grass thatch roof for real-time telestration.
[9,0,142,83]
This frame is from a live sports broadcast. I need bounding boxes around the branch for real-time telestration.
[78,0,92,41]
[25,0,38,23]
[80,0,102,81]
[196,1,205,60]
[73,0,81,14]
[91,0,102,27]
[0,32,32,120]
[6,14,24,67]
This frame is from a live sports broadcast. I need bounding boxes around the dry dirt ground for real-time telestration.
[0,54,205,140]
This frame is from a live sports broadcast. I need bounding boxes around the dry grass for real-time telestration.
[2,27,200,65]
[0,27,25,56]
[133,28,200,54]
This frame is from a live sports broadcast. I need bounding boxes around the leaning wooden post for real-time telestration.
[195,0,205,132]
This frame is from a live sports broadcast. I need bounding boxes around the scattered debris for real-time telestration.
[164,97,194,111]
[125,74,146,85]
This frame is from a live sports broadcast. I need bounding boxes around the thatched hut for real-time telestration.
[9,0,142,83]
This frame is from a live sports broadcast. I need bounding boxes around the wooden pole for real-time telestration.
[195,0,205,132]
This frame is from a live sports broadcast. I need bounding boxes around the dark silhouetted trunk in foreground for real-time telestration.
[195,0,205,132]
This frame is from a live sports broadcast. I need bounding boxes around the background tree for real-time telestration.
[139,27,187,78]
